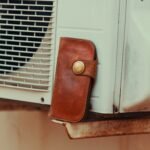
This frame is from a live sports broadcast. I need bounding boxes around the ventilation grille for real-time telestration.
[0,0,56,91]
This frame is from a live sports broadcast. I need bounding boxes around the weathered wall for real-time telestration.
[0,111,149,150]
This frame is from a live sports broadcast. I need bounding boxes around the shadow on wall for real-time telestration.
[0,111,149,150]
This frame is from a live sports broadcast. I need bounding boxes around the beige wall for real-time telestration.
[0,111,149,150]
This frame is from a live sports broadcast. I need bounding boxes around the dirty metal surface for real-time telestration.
[1,100,150,139]
[64,117,150,139]
[50,110,150,139]
[0,99,49,111]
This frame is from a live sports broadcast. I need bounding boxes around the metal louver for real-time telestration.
[0,0,56,91]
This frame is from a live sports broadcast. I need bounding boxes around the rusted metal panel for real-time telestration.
[64,118,150,139]
[1,100,150,140]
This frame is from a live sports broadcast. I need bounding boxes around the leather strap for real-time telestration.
[49,37,97,122]
[82,60,97,79]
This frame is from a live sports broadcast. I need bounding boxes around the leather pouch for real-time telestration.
[49,37,97,123]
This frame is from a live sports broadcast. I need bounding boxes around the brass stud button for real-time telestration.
[72,61,85,75]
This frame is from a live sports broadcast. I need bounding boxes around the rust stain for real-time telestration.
[124,96,150,112]
[64,118,150,139]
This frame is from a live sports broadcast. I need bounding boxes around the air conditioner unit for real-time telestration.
[0,0,149,114]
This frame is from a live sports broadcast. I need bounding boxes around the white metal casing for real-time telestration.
[0,0,120,114]
[1,0,149,114]
[55,0,120,113]
[120,0,150,112]
[0,0,57,105]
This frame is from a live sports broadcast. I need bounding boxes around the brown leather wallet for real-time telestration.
[49,37,97,123]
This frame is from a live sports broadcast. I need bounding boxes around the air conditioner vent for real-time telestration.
[0,0,56,91]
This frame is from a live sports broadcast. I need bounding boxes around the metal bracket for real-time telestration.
[64,117,150,139]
